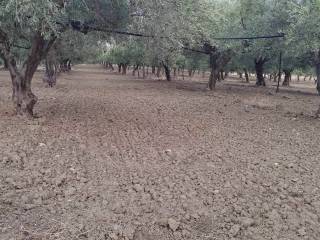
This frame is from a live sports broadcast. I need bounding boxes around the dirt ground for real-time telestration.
[1,65,320,240]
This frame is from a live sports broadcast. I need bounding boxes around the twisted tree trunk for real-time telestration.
[143,65,146,79]
[133,65,139,76]
[220,70,224,81]
[0,31,55,116]
[208,50,231,90]
[255,57,268,86]
[273,72,278,82]
[208,53,219,90]
[282,69,292,86]
[244,68,249,83]
[173,68,177,78]
[43,58,57,87]
[162,62,171,81]
[156,66,161,78]
[122,64,127,75]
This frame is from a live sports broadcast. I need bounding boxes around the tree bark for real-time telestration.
[43,58,57,87]
[143,65,146,79]
[273,72,277,82]
[108,63,114,71]
[0,30,55,116]
[244,68,249,83]
[255,57,267,86]
[208,53,218,90]
[122,64,127,75]
[67,60,72,71]
[208,50,231,90]
[3,60,8,69]
[220,70,224,81]
[162,62,171,81]
[60,59,70,72]
[282,69,292,86]
[156,66,161,78]
[133,65,139,76]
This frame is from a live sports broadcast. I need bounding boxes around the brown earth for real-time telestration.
[1,65,320,240]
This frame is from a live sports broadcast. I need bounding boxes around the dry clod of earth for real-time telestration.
[1,65,320,240]
[229,224,241,237]
[167,218,180,231]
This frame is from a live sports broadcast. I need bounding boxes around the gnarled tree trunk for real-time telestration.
[244,68,249,83]
[162,62,171,81]
[273,72,278,82]
[208,53,219,90]
[122,64,127,75]
[142,65,146,79]
[282,69,292,86]
[173,68,177,78]
[220,70,224,81]
[255,57,268,86]
[43,58,57,87]
[0,31,55,116]
[208,49,231,90]
[156,66,161,78]
[3,60,8,70]
[133,65,139,76]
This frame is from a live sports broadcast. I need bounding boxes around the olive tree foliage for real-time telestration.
[287,0,320,115]
[126,0,215,81]
[230,0,320,90]
[42,30,102,88]
[99,39,146,75]
[232,0,286,86]
[0,0,64,115]
[288,0,320,94]
[0,0,128,116]
[99,0,237,84]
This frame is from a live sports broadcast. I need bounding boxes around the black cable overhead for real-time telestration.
[64,20,285,41]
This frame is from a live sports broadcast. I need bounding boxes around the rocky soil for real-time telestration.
[0,65,320,240]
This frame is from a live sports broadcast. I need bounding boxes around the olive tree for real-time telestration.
[0,0,128,116]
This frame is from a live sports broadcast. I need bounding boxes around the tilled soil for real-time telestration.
[1,65,320,240]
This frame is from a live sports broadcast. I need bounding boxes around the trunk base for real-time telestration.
[13,90,37,117]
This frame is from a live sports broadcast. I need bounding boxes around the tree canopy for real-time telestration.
[1,0,320,116]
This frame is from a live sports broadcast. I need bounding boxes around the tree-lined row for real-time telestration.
[97,0,320,94]
[1,0,320,116]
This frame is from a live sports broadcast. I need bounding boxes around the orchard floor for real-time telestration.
[1,65,320,240]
